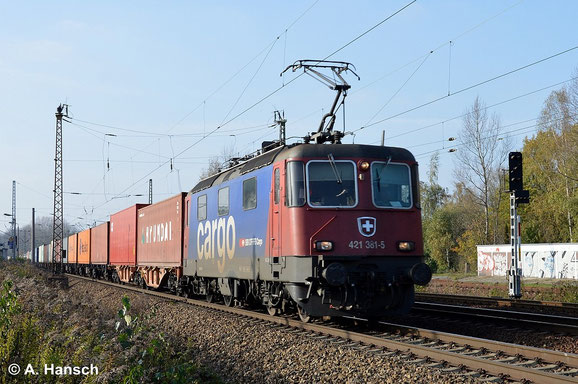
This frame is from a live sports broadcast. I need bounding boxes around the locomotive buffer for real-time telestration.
[508,152,529,298]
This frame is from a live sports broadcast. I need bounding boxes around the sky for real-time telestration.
[1,0,577,235]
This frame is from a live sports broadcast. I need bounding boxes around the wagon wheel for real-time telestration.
[297,305,311,323]
[206,293,215,303]
[223,295,234,307]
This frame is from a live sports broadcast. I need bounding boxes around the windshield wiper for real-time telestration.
[375,155,392,192]
[328,153,342,184]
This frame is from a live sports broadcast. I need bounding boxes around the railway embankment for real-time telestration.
[0,262,477,383]
[0,261,220,384]
[419,274,578,302]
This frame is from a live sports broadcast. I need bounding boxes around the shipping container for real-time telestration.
[68,234,78,264]
[44,243,50,264]
[110,204,148,266]
[78,229,91,264]
[137,193,186,267]
[91,222,109,265]
[38,245,44,263]
[183,194,191,268]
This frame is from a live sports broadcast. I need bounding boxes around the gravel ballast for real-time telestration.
[5,265,482,383]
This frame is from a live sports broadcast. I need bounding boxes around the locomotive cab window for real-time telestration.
[243,177,257,210]
[197,194,207,221]
[371,162,412,208]
[274,169,280,204]
[286,161,305,207]
[218,187,229,216]
[306,160,357,208]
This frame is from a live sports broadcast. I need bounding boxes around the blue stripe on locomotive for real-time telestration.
[188,165,272,274]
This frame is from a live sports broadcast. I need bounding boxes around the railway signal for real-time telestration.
[508,152,523,192]
[507,152,530,299]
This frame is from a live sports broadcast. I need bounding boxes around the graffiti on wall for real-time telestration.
[477,245,577,279]
[477,250,511,276]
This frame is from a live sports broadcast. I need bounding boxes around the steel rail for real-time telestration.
[66,274,578,383]
[412,302,578,336]
[416,292,578,311]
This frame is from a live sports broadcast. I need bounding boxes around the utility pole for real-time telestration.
[148,179,153,204]
[52,104,68,274]
[11,180,16,259]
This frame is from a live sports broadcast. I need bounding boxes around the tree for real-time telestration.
[198,144,237,180]
[198,156,223,180]
[522,86,578,242]
[423,202,467,271]
[453,96,510,244]
[421,152,449,220]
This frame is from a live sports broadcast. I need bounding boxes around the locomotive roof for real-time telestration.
[190,143,415,194]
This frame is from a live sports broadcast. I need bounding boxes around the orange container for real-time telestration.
[77,229,91,264]
[68,234,78,264]
[91,222,109,265]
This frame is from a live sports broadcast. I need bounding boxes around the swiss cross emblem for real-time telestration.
[357,217,376,237]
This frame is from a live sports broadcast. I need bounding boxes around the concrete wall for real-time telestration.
[477,243,578,279]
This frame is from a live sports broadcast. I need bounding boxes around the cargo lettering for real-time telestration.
[196,216,236,273]
[142,222,172,244]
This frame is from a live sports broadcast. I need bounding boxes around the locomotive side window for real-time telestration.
[243,177,257,210]
[197,194,207,221]
[286,161,305,207]
[306,160,357,208]
[371,162,412,209]
[274,169,280,204]
[218,187,229,216]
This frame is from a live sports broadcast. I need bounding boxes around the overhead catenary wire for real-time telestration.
[366,76,578,144]
[143,0,322,136]
[70,0,417,175]
[64,119,172,159]
[67,116,271,138]
[354,45,578,134]
[288,0,526,128]
[414,111,578,159]
[84,2,417,216]
[363,51,432,128]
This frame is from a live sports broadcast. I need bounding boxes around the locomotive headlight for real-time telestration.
[358,161,370,171]
[397,241,415,252]
[315,241,333,251]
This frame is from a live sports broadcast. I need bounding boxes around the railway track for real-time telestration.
[411,301,578,336]
[66,274,578,383]
[416,292,578,315]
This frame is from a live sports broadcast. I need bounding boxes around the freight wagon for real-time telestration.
[109,204,148,283]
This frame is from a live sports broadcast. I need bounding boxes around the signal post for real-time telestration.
[508,152,529,298]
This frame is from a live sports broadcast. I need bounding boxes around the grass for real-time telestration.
[0,262,223,383]
[425,272,578,302]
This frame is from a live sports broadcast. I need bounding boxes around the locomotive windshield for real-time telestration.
[371,162,412,208]
[306,160,357,207]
